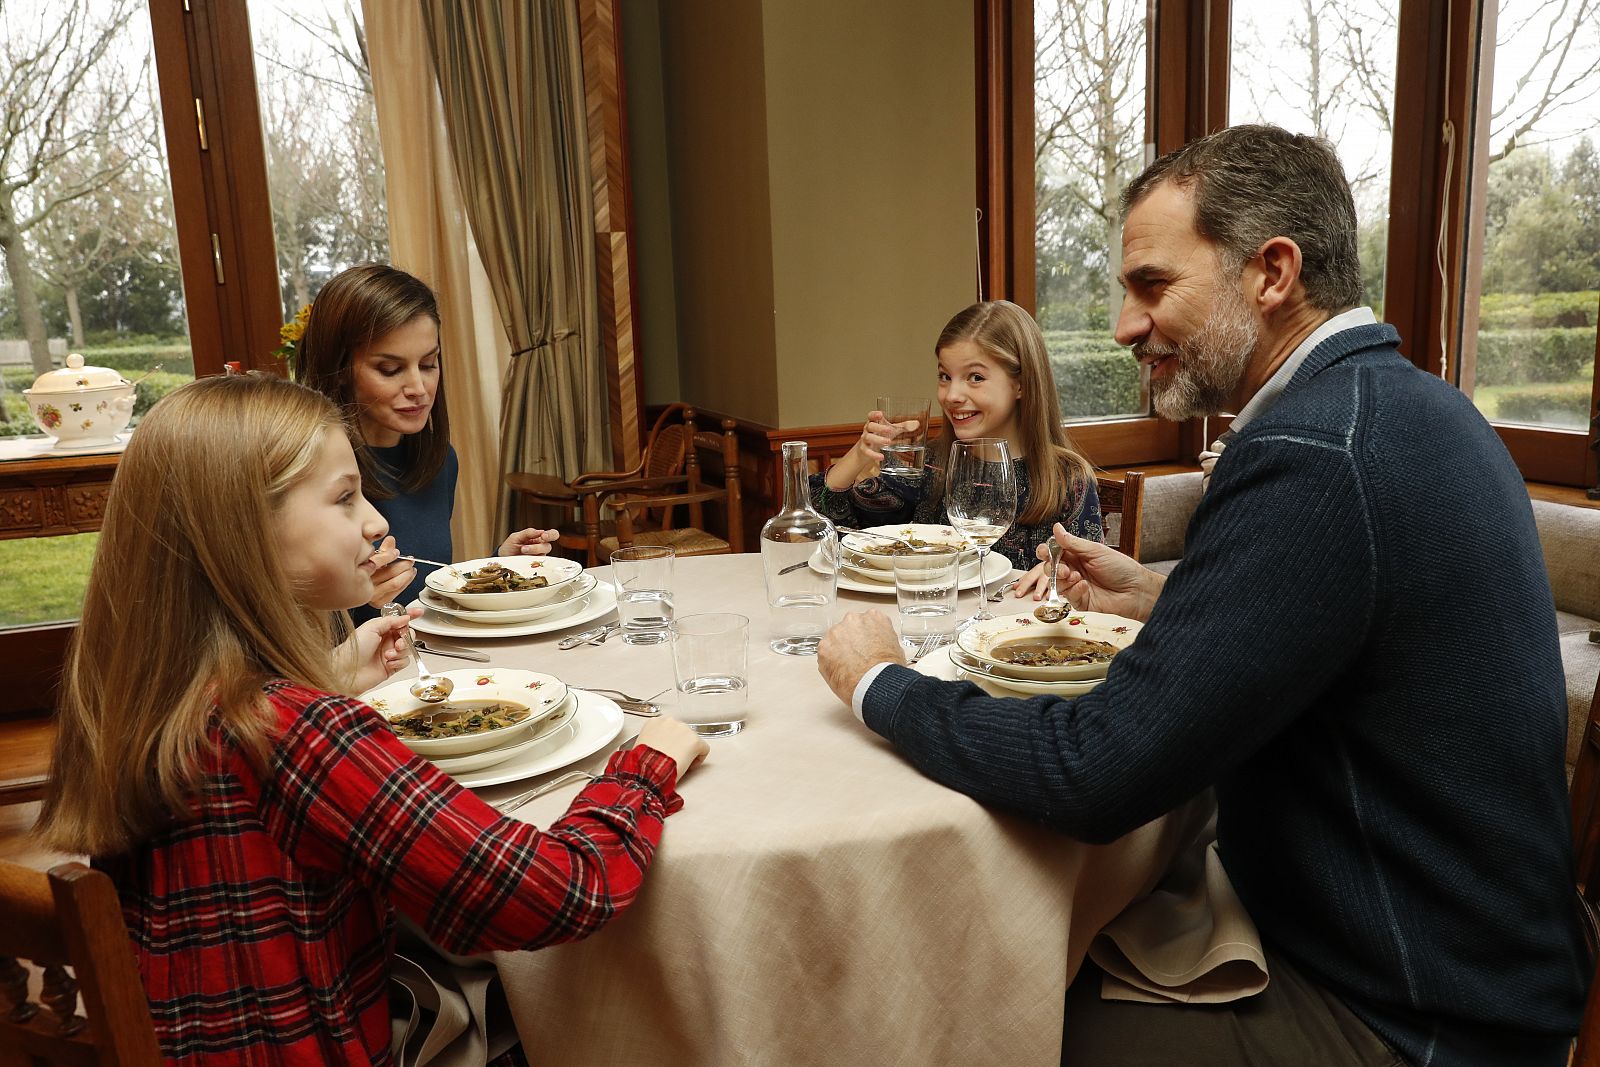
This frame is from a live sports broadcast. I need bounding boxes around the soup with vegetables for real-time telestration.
[990,636,1120,667]
[855,537,965,557]
[460,562,548,593]
[389,699,532,740]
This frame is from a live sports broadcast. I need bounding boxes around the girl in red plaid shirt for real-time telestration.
[36,374,708,1065]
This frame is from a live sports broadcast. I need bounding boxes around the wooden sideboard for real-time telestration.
[0,451,120,540]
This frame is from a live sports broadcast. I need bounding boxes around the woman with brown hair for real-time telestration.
[812,299,1104,571]
[295,263,558,619]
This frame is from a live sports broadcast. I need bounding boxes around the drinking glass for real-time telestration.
[670,612,749,737]
[892,547,961,650]
[945,439,1017,624]
[610,545,675,645]
[875,395,932,477]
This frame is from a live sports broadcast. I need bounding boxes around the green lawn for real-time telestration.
[0,532,98,628]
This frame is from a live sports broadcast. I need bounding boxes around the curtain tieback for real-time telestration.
[509,329,577,359]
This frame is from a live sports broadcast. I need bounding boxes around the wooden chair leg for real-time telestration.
[581,494,602,567]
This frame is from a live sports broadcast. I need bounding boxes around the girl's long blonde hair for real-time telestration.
[934,301,1094,526]
[36,374,350,856]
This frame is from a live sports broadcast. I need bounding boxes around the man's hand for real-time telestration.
[1031,523,1166,622]
[817,610,906,707]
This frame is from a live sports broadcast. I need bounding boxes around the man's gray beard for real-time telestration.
[1147,284,1259,421]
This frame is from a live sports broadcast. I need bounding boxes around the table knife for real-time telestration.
[557,622,618,650]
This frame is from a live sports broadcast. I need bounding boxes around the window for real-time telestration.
[1228,0,1397,317]
[987,0,1600,487]
[0,0,194,628]
[1032,0,1151,422]
[1461,0,1600,436]
[247,0,389,317]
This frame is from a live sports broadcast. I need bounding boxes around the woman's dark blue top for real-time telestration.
[350,443,458,625]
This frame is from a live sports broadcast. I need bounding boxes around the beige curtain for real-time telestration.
[421,0,610,536]
[363,0,509,557]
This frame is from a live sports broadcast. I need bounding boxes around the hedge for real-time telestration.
[1478,292,1597,331]
[1043,332,1142,417]
[1474,328,1595,386]
[1493,382,1593,428]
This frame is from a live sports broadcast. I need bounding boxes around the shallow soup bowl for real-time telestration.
[840,523,978,572]
[424,555,586,611]
[954,611,1142,681]
[361,669,571,758]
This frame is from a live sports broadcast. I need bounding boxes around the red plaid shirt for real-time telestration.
[97,680,682,1065]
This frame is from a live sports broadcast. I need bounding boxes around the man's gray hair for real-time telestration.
[1120,125,1363,312]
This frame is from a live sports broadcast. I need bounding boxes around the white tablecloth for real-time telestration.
[408,553,1255,1066]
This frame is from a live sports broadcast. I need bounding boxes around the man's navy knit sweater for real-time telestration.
[862,323,1587,1065]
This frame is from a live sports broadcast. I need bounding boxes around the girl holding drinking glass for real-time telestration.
[810,300,1104,571]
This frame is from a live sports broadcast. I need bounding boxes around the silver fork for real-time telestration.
[986,578,1020,602]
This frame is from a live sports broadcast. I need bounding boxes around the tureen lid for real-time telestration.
[26,353,130,393]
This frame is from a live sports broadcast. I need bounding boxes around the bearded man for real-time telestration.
[816,124,1586,1065]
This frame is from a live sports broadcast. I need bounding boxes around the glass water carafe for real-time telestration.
[761,441,837,655]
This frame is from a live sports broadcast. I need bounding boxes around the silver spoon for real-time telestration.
[1034,538,1071,623]
[410,648,453,703]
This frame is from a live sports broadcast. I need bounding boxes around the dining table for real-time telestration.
[419,552,1238,1066]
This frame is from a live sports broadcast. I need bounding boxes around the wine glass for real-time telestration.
[945,439,1017,624]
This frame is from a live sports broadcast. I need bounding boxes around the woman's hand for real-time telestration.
[498,528,561,557]
[635,718,710,783]
[365,535,416,609]
[823,410,916,490]
[338,606,421,694]
[1022,524,1166,622]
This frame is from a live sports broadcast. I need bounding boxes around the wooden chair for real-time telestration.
[1569,670,1600,1065]
[506,403,703,566]
[0,860,161,1066]
[1095,471,1145,561]
[599,415,744,561]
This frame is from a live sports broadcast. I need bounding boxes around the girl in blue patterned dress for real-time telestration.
[810,300,1104,572]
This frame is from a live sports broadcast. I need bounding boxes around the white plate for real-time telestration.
[954,610,1141,681]
[428,692,580,774]
[409,580,617,639]
[455,689,625,788]
[361,668,571,757]
[424,554,587,610]
[819,548,1011,596]
[839,553,981,584]
[912,645,1104,698]
[419,574,598,623]
[839,523,976,572]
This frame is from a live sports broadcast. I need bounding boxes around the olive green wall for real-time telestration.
[631,0,975,428]
[760,0,976,427]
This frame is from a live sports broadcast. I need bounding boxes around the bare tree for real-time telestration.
[0,0,143,375]
[1034,0,1145,323]
[30,139,170,347]
[254,4,387,318]
[1488,0,1600,162]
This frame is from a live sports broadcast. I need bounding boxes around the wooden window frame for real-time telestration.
[2,0,278,717]
[978,0,1229,468]
[987,0,1600,490]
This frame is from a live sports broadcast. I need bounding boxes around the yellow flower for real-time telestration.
[272,304,313,366]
